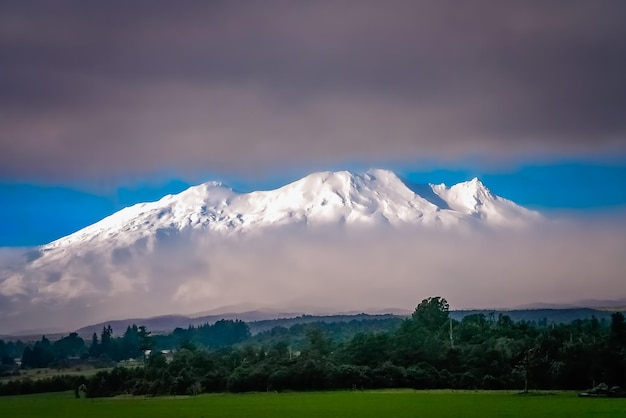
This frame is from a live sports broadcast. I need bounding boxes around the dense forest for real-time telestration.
[1,297,625,397]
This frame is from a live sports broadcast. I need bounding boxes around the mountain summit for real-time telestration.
[44,169,536,251]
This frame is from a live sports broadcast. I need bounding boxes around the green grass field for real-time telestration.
[1,390,625,418]
[0,365,111,383]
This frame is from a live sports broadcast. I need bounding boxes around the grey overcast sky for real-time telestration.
[1,1,626,181]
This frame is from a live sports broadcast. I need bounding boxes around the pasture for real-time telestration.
[0,365,109,383]
[1,390,624,418]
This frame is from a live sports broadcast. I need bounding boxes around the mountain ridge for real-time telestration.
[41,169,539,251]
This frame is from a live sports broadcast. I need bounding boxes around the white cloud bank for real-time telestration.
[1,216,625,335]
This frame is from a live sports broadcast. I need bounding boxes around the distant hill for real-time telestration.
[450,308,623,324]
[74,311,302,338]
[4,306,622,342]
[72,307,626,340]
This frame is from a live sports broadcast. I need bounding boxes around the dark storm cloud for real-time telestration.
[1,1,626,180]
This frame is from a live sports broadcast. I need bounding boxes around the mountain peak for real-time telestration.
[451,177,491,199]
[366,168,401,178]
[455,176,486,190]
[201,180,228,188]
[429,176,534,225]
[38,168,538,253]
[294,168,401,186]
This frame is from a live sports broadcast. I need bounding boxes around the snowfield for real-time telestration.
[44,169,538,250]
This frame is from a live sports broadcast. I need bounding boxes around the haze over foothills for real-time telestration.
[1,1,626,334]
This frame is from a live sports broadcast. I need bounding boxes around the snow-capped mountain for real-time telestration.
[43,169,535,250]
[0,169,541,334]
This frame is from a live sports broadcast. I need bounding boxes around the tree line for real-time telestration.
[1,297,625,396]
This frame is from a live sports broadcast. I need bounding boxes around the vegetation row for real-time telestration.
[1,297,625,397]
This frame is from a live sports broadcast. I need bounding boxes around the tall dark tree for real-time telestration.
[610,312,626,345]
[89,333,99,357]
[138,325,153,352]
[412,297,450,332]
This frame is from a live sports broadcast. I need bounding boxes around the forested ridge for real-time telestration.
[1,297,625,397]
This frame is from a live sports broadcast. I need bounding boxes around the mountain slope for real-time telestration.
[42,169,536,251]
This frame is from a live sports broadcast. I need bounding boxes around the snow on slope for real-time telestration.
[43,169,535,251]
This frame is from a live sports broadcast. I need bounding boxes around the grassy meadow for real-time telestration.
[0,365,111,383]
[1,390,625,418]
